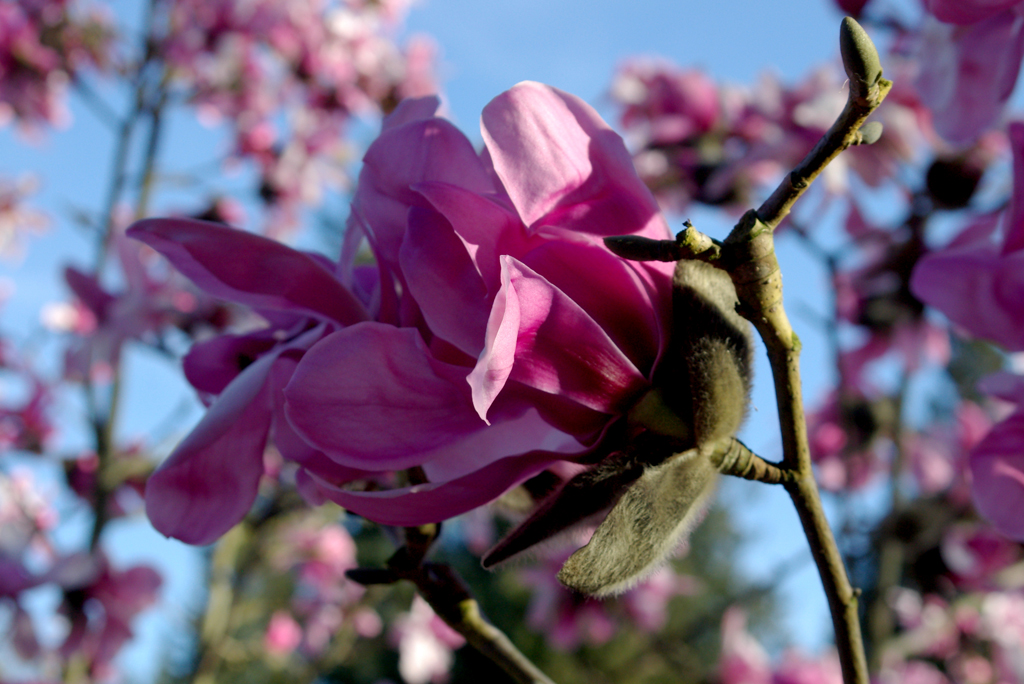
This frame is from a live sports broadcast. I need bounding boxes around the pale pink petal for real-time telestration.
[145,353,275,545]
[128,218,369,325]
[283,323,484,469]
[481,81,671,240]
[468,256,648,422]
[970,412,1024,540]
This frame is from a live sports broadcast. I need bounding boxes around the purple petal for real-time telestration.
[145,353,275,545]
[413,181,533,291]
[182,331,281,397]
[399,207,490,357]
[382,95,442,131]
[468,256,648,422]
[971,411,1024,540]
[1005,121,1024,253]
[284,323,484,469]
[128,218,368,325]
[354,117,493,268]
[64,267,115,319]
[303,449,574,526]
[911,245,1024,351]
[520,241,670,374]
[420,406,582,482]
[481,81,671,240]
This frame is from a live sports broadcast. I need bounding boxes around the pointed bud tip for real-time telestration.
[840,16,882,90]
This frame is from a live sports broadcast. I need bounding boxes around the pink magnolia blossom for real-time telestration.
[281,84,674,522]
[0,0,112,129]
[58,554,162,679]
[135,83,675,546]
[60,228,230,384]
[611,60,924,212]
[915,4,1024,144]
[161,0,437,233]
[391,596,465,684]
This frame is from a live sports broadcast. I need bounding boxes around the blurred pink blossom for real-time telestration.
[915,3,1024,144]
[391,595,464,684]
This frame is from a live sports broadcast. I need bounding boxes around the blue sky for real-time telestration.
[0,0,875,678]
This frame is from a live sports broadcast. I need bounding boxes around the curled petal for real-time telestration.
[469,256,648,423]
[284,323,483,470]
[128,218,368,325]
[482,81,670,240]
[971,412,1024,540]
[520,241,670,373]
[145,354,275,545]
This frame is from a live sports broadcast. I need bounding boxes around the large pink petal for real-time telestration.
[283,323,484,469]
[145,353,275,545]
[911,246,1024,350]
[468,256,648,422]
[420,406,583,482]
[481,81,671,240]
[269,355,376,484]
[303,449,575,526]
[128,218,368,325]
[916,12,1024,144]
[924,0,1022,24]
[413,181,534,291]
[970,411,1024,540]
[399,207,490,357]
[354,117,493,268]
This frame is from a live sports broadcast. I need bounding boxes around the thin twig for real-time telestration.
[349,525,558,684]
[709,17,888,684]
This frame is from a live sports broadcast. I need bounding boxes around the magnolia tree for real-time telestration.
[2,1,1024,683]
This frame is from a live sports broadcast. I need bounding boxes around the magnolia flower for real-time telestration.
[135,83,680,551]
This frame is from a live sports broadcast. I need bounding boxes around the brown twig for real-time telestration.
[349,525,558,684]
